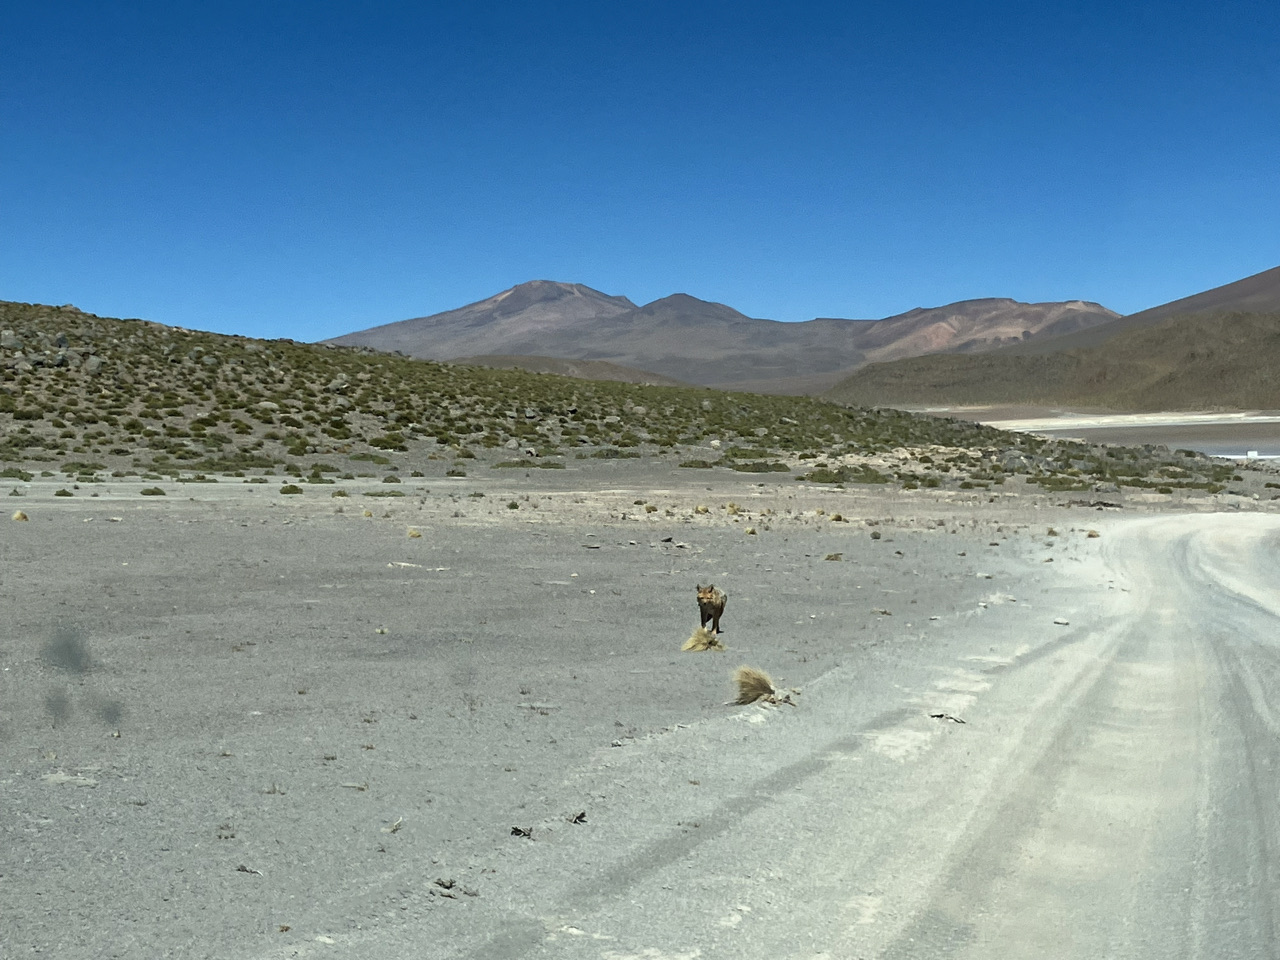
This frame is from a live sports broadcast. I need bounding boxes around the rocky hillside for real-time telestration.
[827,311,1280,411]
[0,300,1241,498]
[825,264,1280,410]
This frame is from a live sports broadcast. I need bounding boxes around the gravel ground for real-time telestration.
[2,469,1276,958]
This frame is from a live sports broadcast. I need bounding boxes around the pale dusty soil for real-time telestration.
[3,467,1277,958]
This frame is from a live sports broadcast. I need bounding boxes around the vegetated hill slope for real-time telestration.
[448,354,690,387]
[0,300,1242,497]
[326,280,1117,391]
[826,311,1280,411]
[0,299,1040,473]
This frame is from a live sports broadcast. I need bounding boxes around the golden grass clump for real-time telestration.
[731,665,776,704]
[682,627,725,652]
[407,527,422,538]
[12,509,29,521]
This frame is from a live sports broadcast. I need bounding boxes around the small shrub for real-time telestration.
[280,484,303,495]
[140,487,166,496]
[726,460,789,473]
[54,488,73,497]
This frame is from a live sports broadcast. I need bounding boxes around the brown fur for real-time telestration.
[696,584,726,634]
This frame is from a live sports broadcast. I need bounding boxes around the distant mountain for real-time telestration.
[826,297,1116,365]
[825,264,1280,410]
[326,281,638,359]
[1005,263,1280,356]
[326,281,1117,391]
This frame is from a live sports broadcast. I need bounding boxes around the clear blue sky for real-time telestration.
[3,1,1277,340]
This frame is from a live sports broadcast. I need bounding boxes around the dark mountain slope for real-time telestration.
[826,311,1280,411]
[1007,263,1280,355]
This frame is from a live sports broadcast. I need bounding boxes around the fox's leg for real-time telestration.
[711,609,722,634]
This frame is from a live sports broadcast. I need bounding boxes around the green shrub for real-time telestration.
[140,487,166,496]
[280,484,303,494]
[61,461,107,474]
[54,488,73,497]
[726,460,789,473]
[801,465,889,484]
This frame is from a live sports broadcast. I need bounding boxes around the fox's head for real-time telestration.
[696,584,717,601]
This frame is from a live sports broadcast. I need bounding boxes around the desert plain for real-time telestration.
[5,455,1280,959]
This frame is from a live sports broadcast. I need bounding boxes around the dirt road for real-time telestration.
[443,514,1280,960]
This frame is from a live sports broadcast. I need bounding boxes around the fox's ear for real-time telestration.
[706,584,715,591]
[696,584,703,591]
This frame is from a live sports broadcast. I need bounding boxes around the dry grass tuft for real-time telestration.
[682,627,725,652]
[12,509,28,521]
[407,527,422,538]
[731,665,776,704]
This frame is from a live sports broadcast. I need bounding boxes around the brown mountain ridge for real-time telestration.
[325,282,1118,392]
[826,264,1280,411]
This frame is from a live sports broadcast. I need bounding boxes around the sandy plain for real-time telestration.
[3,464,1280,958]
